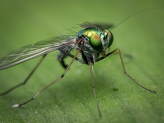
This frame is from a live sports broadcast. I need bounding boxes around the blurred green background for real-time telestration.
[0,0,164,123]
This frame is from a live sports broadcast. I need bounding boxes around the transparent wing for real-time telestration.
[80,22,114,30]
[0,35,76,70]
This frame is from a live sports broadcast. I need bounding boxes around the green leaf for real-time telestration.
[0,0,164,123]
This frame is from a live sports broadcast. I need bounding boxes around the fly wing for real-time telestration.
[0,36,76,70]
[80,22,114,30]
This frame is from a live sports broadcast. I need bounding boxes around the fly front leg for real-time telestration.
[96,49,117,62]
[89,64,102,118]
[96,48,156,94]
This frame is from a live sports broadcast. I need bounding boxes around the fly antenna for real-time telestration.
[112,7,163,30]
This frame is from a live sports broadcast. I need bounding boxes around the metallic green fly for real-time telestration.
[0,22,156,117]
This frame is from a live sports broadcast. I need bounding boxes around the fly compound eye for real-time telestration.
[107,31,113,47]
[103,32,108,40]
[100,32,109,50]
[100,32,107,41]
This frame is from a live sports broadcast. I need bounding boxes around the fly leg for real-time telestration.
[58,51,85,69]
[96,49,156,94]
[68,54,84,64]
[57,45,81,69]
[12,51,79,108]
[83,52,102,118]
[89,64,102,118]
[0,54,47,96]
[57,52,68,69]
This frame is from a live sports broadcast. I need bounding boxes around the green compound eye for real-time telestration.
[77,28,112,51]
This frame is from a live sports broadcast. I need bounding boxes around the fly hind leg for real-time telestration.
[12,51,79,108]
[0,54,47,96]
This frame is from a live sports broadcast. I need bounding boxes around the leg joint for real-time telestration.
[61,74,65,78]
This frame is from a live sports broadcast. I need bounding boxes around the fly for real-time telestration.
[0,8,158,117]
